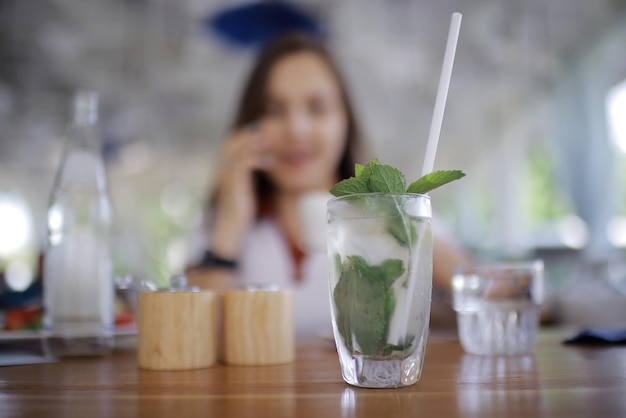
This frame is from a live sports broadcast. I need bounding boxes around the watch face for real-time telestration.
[201,251,238,269]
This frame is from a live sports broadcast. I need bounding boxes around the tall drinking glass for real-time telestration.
[327,193,433,388]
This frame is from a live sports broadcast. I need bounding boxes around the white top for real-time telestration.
[238,218,331,337]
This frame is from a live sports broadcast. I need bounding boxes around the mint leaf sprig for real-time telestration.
[333,255,406,356]
[329,159,465,356]
[330,158,465,197]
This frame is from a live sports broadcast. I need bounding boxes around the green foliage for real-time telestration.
[330,158,465,197]
[333,256,406,356]
[524,149,572,226]
[406,170,465,194]
[385,214,418,248]
[368,165,406,193]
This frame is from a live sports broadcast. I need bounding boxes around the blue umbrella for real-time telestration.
[205,1,325,49]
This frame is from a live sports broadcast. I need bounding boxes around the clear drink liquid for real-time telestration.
[456,302,539,356]
[451,262,544,356]
[327,194,433,388]
[44,227,114,356]
[43,92,114,357]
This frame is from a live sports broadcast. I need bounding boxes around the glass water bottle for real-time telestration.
[43,91,114,356]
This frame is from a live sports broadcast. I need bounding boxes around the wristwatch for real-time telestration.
[198,250,239,270]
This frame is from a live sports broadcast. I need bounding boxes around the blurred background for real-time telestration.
[0,0,625,328]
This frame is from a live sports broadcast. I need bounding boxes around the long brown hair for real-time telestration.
[231,32,366,211]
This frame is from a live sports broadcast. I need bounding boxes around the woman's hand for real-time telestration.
[210,123,271,259]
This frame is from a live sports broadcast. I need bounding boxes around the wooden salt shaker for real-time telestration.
[223,286,294,366]
[138,275,218,370]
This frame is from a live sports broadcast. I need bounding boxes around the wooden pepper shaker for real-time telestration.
[222,286,294,366]
[137,275,218,370]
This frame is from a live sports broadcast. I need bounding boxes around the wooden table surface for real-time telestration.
[1,330,625,417]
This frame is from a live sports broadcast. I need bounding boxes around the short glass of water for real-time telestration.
[452,261,544,356]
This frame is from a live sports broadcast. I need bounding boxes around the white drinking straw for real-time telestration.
[392,13,463,354]
[421,12,462,176]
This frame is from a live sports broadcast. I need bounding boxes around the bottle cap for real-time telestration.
[156,274,199,292]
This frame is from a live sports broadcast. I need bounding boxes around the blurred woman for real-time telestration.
[190,32,471,335]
